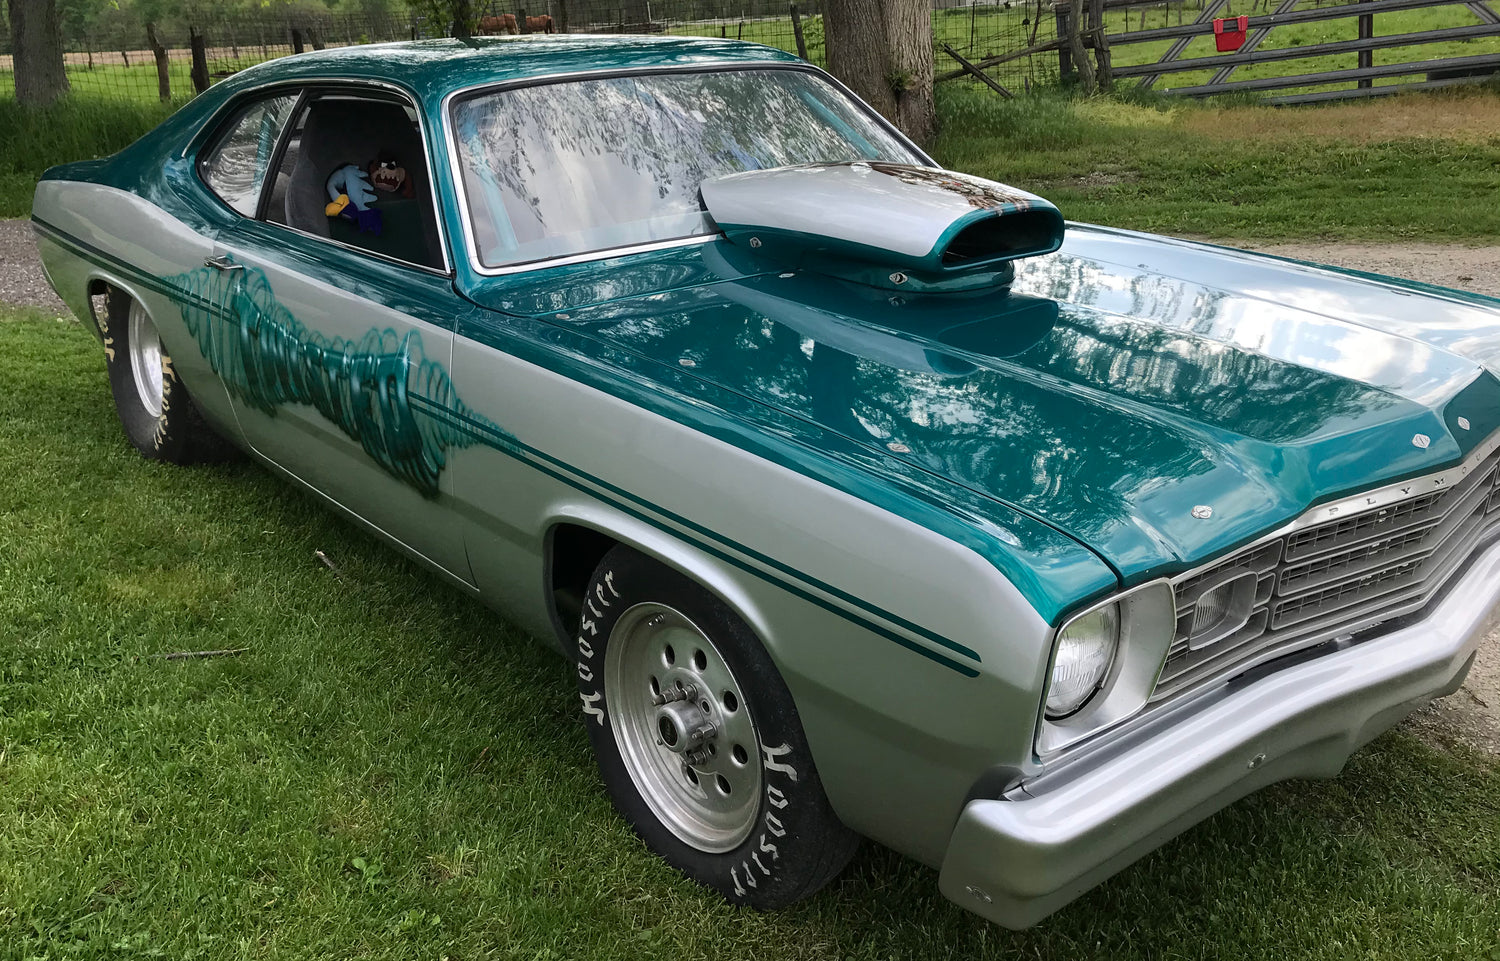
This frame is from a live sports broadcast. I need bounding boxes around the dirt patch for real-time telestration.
[1043,169,1140,192]
[1246,242,1500,300]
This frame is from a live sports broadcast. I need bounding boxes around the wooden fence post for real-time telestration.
[519,7,532,32]
[309,27,325,50]
[291,27,305,54]
[790,2,809,60]
[1056,1,1073,78]
[1090,0,1112,88]
[1067,0,1097,91]
[145,22,171,101]
[1358,0,1373,87]
[189,26,209,93]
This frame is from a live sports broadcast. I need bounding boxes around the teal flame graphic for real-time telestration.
[170,262,495,497]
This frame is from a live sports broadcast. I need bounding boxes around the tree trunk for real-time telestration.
[145,21,170,102]
[823,0,936,145]
[8,0,71,108]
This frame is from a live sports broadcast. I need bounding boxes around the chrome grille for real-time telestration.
[1155,445,1500,701]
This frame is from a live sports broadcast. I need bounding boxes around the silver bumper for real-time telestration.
[938,535,1500,929]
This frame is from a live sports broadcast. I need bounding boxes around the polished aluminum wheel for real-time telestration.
[603,602,763,853]
[127,300,164,419]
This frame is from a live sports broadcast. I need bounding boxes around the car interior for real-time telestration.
[267,93,444,271]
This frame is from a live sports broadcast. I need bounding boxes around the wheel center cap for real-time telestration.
[654,696,715,755]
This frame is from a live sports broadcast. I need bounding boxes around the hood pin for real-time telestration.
[1412,434,1431,449]
[887,441,911,454]
[1458,417,1471,431]
[1191,505,1213,520]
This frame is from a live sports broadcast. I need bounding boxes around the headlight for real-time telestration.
[1045,603,1120,718]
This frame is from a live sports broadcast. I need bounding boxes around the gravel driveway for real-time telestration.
[3,218,1496,753]
[0,218,66,312]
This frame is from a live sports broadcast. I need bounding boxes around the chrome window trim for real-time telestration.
[187,76,454,276]
[1172,425,1500,588]
[440,61,936,278]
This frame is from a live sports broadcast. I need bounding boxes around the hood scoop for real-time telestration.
[700,162,1065,291]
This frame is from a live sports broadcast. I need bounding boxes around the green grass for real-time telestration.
[0,94,182,219]
[931,83,1500,239]
[4,310,1500,959]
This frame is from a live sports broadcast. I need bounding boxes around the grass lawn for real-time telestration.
[4,308,1500,959]
[933,83,1500,239]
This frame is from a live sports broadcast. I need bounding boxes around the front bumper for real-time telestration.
[938,534,1500,929]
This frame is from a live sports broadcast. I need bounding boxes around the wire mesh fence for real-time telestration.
[0,1,1060,106]
[934,0,1062,92]
[0,11,418,104]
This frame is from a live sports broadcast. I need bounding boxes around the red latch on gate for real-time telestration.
[1214,15,1249,52]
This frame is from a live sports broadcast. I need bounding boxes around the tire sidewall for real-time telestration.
[574,547,838,908]
[103,294,196,462]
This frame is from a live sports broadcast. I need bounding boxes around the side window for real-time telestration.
[266,92,443,270]
[199,95,299,216]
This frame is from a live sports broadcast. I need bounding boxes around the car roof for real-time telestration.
[223,35,808,105]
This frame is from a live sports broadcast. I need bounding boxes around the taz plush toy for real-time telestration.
[368,152,415,198]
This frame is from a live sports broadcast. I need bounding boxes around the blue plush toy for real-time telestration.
[324,164,383,236]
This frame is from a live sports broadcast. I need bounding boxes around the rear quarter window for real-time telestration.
[199,94,299,216]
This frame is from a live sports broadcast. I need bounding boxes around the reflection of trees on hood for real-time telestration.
[559,243,1405,544]
[1012,252,1393,442]
[452,70,913,258]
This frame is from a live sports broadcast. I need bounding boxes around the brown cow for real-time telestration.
[478,14,518,34]
[526,14,556,32]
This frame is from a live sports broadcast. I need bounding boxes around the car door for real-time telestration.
[202,86,474,585]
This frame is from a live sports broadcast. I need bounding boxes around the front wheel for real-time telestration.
[574,546,858,908]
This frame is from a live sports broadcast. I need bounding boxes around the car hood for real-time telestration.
[463,225,1500,582]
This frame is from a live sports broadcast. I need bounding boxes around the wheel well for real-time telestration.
[87,279,118,335]
[546,523,619,641]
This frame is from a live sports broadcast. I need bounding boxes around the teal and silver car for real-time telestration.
[31,35,1500,929]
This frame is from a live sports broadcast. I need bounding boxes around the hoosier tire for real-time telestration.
[574,545,859,908]
[102,290,234,464]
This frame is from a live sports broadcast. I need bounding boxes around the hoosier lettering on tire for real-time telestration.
[574,545,859,908]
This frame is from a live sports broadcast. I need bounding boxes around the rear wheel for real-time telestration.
[103,290,233,464]
[574,545,858,908]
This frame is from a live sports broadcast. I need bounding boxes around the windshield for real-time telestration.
[450,67,924,269]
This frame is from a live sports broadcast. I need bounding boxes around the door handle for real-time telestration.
[203,254,244,272]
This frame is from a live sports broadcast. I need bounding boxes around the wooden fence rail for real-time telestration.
[1033,0,1500,103]
[1109,22,1500,77]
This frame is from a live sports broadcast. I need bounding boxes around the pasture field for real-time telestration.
[3,308,1500,959]
[934,84,1500,239]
